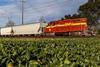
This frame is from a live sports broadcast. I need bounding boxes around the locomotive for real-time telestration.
[44,18,88,36]
[0,18,95,37]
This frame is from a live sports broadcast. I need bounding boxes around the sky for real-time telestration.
[0,0,88,27]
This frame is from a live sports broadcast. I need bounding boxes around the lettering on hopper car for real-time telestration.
[46,22,87,28]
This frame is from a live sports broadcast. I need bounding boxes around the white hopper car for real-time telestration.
[0,22,47,36]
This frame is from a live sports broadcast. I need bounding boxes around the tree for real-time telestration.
[71,14,81,19]
[5,20,15,27]
[61,17,64,20]
[64,15,71,19]
[39,16,46,23]
[79,0,100,25]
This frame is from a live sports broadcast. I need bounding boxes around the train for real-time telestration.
[0,18,96,37]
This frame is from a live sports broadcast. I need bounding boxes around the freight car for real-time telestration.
[0,18,95,37]
[0,22,47,37]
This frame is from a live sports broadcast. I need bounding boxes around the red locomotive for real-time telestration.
[44,18,88,36]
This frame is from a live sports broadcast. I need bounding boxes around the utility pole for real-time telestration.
[21,0,26,24]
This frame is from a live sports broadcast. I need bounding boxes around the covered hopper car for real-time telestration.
[0,22,48,37]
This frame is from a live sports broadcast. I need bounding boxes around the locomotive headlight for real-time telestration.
[49,29,51,31]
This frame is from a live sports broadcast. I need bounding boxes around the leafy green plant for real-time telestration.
[0,37,100,67]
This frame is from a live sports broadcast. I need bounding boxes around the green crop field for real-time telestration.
[0,37,100,67]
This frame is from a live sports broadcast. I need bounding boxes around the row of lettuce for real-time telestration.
[0,38,100,67]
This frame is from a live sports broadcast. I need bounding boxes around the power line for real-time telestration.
[26,0,68,10]
[1,0,71,23]
[15,0,68,11]
[15,0,71,22]
[14,0,69,22]
[24,0,70,14]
